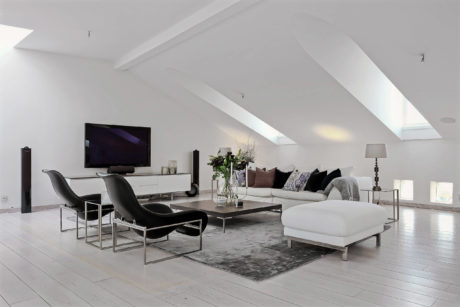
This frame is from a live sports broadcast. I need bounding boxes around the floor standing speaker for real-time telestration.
[192,149,199,188]
[21,146,32,213]
[186,150,199,197]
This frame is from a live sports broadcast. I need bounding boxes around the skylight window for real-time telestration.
[0,24,33,55]
[171,69,295,145]
[402,99,430,129]
[293,15,441,141]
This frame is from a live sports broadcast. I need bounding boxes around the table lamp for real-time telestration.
[365,144,387,191]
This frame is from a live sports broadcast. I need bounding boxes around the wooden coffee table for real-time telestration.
[170,200,282,232]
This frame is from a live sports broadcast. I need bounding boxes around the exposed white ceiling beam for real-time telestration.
[114,0,259,71]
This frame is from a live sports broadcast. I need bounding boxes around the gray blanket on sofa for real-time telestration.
[323,176,360,201]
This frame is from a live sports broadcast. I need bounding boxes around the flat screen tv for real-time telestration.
[85,123,151,167]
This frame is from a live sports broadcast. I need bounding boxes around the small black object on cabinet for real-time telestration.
[107,165,135,174]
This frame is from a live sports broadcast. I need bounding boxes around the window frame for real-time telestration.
[393,179,414,201]
[430,181,453,205]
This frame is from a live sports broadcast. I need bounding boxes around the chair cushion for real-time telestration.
[272,189,327,201]
[143,203,173,214]
[281,200,387,237]
[80,193,102,204]
[246,187,273,197]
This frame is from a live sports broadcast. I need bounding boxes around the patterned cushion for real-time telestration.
[235,170,246,187]
[282,171,311,192]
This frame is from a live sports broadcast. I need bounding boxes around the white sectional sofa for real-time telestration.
[235,176,373,211]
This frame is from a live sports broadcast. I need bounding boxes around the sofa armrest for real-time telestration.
[351,176,373,202]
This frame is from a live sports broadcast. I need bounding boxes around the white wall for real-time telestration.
[1,49,457,209]
[257,139,460,206]
[0,49,236,208]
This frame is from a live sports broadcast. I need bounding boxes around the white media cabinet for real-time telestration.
[65,173,191,203]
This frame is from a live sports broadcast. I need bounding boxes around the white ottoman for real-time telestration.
[281,200,387,260]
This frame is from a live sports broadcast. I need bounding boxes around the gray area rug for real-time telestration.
[153,212,332,281]
[73,212,390,281]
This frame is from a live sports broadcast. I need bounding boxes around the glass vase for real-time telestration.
[216,175,233,206]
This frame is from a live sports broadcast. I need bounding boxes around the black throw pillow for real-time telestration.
[320,168,342,190]
[304,169,319,191]
[305,169,327,192]
[273,168,292,189]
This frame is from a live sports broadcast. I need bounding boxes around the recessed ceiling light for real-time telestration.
[440,117,456,124]
[0,24,33,54]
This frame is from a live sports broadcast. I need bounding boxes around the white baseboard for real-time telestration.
[381,200,460,212]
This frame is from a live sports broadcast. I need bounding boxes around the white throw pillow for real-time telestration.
[325,166,354,177]
[339,166,354,177]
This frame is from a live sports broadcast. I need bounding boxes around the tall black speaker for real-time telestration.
[186,150,199,197]
[192,149,199,187]
[21,147,32,213]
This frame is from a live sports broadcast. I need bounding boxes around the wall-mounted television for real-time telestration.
[85,123,151,168]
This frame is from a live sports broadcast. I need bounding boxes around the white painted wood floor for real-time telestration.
[0,197,459,307]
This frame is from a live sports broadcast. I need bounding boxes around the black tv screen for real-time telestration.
[85,123,151,167]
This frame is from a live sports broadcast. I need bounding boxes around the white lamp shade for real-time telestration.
[365,144,387,158]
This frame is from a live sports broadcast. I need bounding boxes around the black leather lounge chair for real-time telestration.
[43,169,113,239]
[100,174,208,264]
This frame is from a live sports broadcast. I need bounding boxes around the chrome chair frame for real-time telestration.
[59,205,111,240]
[112,216,203,265]
[84,201,115,249]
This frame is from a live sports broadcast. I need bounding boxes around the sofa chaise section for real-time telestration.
[282,200,387,260]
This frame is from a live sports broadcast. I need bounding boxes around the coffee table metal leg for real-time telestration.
[217,217,231,233]
[98,205,102,249]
